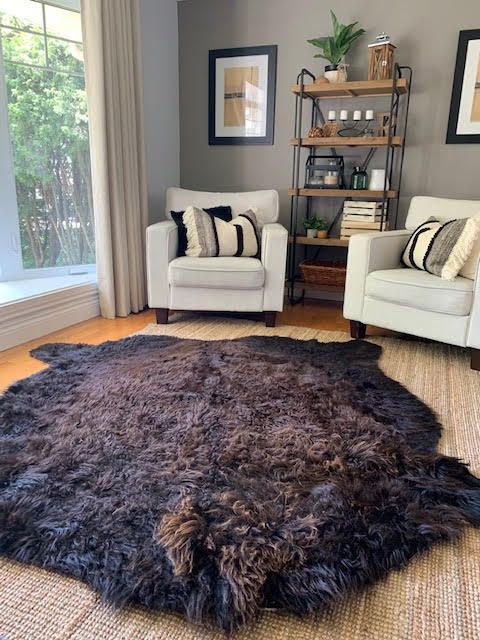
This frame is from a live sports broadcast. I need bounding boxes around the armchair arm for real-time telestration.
[343,229,412,321]
[467,259,480,349]
[146,220,178,308]
[261,223,288,311]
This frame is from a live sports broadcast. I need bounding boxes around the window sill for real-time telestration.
[0,276,99,351]
[0,273,97,306]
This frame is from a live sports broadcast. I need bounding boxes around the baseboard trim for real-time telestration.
[0,282,100,351]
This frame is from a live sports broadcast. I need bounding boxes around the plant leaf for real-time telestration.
[337,22,364,49]
[308,13,364,63]
[307,37,329,47]
[330,10,341,39]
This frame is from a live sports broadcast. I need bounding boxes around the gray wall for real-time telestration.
[178,0,480,229]
[140,0,180,225]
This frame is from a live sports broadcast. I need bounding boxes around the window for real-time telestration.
[0,0,94,280]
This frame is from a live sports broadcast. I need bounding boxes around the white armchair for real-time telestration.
[146,188,288,327]
[343,196,480,369]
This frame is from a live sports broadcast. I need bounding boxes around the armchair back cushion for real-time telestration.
[166,188,279,226]
[406,196,480,230]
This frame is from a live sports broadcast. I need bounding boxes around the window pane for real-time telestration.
[0,0,43,32]
[4,61,94,269]
[0,0,94,274]
[1,27,45,66]
[45,4,82,42]
[47,37,83,74]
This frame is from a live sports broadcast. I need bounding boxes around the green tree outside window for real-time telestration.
[1,7,94,269]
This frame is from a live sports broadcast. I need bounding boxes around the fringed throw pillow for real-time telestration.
[184,206,261,258]
[401,216,480,281]
[171,206,232,256]
[460,232,480,280]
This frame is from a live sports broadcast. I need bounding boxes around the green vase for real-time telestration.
[350,167,368,190]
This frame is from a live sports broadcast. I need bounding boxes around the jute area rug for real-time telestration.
[1,316,479,640]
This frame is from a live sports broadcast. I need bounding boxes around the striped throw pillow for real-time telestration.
[171,206,232,257]
[183,206,260,258]
[401,216,480,281]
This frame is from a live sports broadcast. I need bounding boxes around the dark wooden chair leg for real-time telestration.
[265,311,277,328]
[155,308,169,324]
[350,320,367,339]
[471,348,480,371]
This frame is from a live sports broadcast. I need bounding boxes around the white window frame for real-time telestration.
[0,0,95,282]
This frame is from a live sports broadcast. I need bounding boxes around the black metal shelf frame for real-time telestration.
[287,64,413,305]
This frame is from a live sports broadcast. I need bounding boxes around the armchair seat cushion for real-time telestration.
[366,268,473,316]
[168,257,264,290]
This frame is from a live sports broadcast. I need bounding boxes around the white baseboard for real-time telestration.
[0,282,100,351]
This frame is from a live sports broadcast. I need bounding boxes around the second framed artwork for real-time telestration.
[208,45,277,145]
[446,29,480,144]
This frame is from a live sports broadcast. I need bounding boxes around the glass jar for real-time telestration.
[350,166,368,190]
[324,160,339,186]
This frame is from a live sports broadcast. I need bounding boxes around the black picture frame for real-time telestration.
[208,45,277,145]
[446,29,480,144]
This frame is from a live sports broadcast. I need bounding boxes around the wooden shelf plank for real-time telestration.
[288,188,397,199]
[291,78,409,98]
[288,235,349,247]
[290,136,403,148]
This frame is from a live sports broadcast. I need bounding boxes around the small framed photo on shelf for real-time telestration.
[208,45,277,145]
[446,29,480,144]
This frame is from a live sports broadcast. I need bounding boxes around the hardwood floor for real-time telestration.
[0,300,391,392]
[0,311,156,392]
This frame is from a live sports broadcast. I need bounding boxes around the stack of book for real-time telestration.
[340,201,388,239]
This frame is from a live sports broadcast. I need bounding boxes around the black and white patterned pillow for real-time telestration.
[401,216,480,280]
[183,206,260,258]
[170,206,232,257]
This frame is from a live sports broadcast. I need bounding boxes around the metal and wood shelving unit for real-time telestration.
[288,64,412,304]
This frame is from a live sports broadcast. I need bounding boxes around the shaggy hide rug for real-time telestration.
[1,335,479,632]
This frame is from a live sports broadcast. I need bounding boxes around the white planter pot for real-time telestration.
[324,63,348,84]
[306,229,317,238]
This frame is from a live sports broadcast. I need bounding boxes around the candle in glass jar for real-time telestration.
[365,109,374,120]
[324,160,339,186]
[353,110,362,121]
[339,110,348,121]
[327,110,336,121]
[324,174,338,185]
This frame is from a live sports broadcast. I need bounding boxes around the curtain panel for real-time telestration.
[81,0,148,318]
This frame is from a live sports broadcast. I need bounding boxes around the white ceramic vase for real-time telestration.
[369,169,389,191]
[324,63,348,84]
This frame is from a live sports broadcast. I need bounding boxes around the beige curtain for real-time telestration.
[81,0,148,318]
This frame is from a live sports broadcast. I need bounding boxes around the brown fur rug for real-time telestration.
[0,335,479,632]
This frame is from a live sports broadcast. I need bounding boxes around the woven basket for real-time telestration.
[299,260,347,286]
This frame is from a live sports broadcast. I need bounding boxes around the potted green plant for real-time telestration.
[316,217,328,239]
[307,11,365,83]
[303,216,328,239]
[304,216,319,238]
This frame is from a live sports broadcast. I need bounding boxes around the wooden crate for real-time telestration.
[343,212,383,222]
[340,218,388,239]
[345,200,383,209]
[343,201,384,223]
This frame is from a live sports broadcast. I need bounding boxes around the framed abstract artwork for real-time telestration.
[208,45,277,145]
[446,29,480,144]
